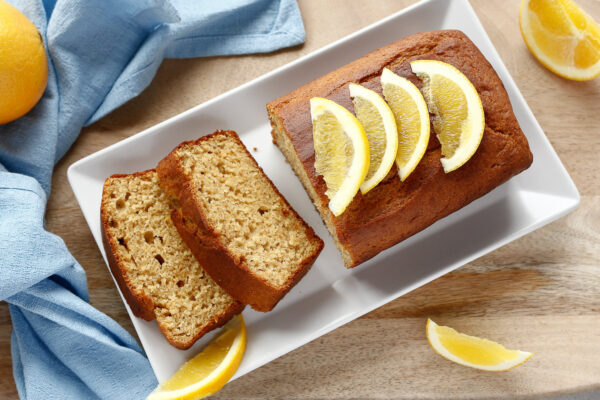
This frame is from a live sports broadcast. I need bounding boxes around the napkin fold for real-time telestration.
[0,0,305,398]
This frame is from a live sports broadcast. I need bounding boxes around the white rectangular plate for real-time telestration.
[68,0,579,383]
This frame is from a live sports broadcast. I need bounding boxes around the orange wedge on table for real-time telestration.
[426,319,533,371]
[520,0,600,80]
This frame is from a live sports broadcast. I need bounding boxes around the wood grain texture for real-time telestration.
[1,0,599,398]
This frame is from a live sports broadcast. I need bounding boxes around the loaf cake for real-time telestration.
[267,30,533,268]
[100,170,244,349]
[157,130,324,312]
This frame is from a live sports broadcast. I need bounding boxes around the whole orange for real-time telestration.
[0,0,48,124]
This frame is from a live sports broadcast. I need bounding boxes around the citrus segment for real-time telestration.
[0,0,48,124]
[426,319,532,372]
[520,0,600,80]
[311,97,369,216]
[349,83,398,193]
[410,60,485,173]
[147,315,246,400]
[380,68,430,181]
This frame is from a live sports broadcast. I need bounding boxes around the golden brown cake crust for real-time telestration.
[100,170,244,350]
[267,30,533,268]
[157,130,324,312]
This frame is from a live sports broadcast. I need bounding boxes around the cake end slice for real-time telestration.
[101,170,244,349]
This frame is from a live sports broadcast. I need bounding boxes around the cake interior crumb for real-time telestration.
[103,171,236,344]
[177,134,320,289]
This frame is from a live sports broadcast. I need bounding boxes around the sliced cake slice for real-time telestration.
[157,130,324,312]
[100,170,244,349]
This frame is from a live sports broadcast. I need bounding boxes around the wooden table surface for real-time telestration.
[1,0,599,398]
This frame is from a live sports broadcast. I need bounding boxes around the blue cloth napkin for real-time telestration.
[0,0,305,399]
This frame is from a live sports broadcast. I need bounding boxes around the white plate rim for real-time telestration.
[67,0,580,384]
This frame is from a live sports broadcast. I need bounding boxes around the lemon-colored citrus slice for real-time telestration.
[380,68,430,181]
[0,0,48,124]
[410,60,485,173]
[520,0,600,81]
[147,315,246,400]
[426,319,533,372]
[349,83,398,194]
[311,97,370,216]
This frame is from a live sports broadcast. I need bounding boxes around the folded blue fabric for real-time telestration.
[0,0,304,399]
